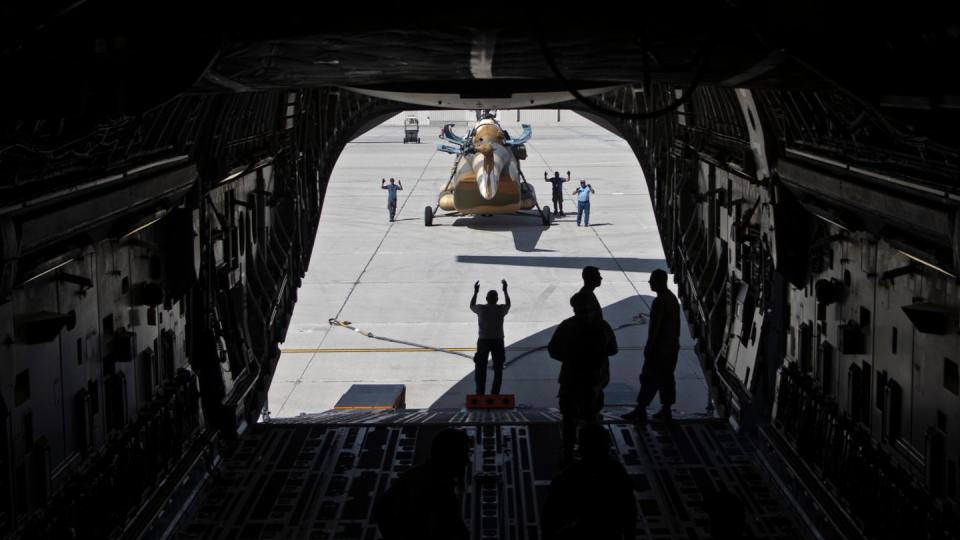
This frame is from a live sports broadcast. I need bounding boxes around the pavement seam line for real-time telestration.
[590,225,651,311]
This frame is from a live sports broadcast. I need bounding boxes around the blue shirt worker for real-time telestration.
[544,170,571,216]
[381,177,403,222]
[470,279,511,395]
[572,180,595,226]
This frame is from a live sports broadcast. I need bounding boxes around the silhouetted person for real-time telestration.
[706,489,747,539]
[470,279,510,394]
[381,177,403,221]
[623,269,680,424]
[544,170,571,216]
[542,424,636,540]
[579,265,603,319]
[572,179,595,226]
[578,266,610,393]
[548,292,618,463]
[372,428,471,540]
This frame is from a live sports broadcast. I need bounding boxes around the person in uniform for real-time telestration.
[470,279,511,394]
[548,292,618,463]
[622,269,680,424]
[544,170,571,216]
[372,428,471,540]
[571,180,595,226]
[381,177,403,221]
[542,424,637,540]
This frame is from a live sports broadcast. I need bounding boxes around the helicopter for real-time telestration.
[425,111,551,227]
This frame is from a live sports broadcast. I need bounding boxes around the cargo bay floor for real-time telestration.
[175,410,805,539]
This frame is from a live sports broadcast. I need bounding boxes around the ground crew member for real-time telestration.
[548,292,618,463]
[572,180,595,226]
[470,279,510,395]
[545,170,571,216]
[579,266,603,319]
[622,269,680,424]
[542,424,637,539]
[372,428,471,540]
[381,177,403,221]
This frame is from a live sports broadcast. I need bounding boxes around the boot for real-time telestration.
[652,407,672,421]
[621,408,647,424]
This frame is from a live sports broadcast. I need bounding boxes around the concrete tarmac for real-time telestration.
[267,121,708,417]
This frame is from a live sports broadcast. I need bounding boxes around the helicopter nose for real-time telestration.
[472,145,501,200]
[477,168,499,199]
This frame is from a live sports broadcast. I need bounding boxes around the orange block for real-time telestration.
[465,394,516,409]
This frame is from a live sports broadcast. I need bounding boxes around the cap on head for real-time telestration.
[650,269,668,287]
[582,266,600,281]
[486,290,499,303]
[570,291,590,311]
[570,292,599,321]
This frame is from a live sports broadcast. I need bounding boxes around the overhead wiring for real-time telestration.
[534,30,715,121]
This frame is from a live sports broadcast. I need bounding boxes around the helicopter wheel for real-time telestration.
[541,207,551,227]
[424,206,434,226]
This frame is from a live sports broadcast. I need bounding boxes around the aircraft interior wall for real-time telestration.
[2,15,959,534]
[572,80,960,535]
[0,215,199,530]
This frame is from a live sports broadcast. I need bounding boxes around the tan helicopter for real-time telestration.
[426,112,551,226]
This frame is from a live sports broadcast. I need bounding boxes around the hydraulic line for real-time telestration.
[328,318,474,360]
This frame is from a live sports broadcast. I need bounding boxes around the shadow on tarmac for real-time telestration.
[429,296,659,409]
[451,216,551,252]
[455,255,666,272]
